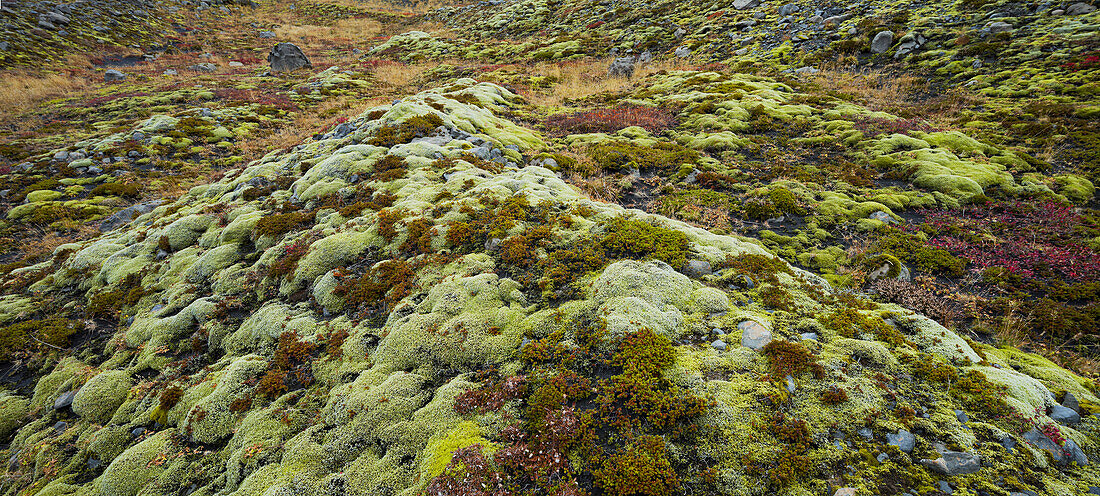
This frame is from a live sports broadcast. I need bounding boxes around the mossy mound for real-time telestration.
[0,78,1096,496]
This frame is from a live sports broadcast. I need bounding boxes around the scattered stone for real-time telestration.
[53,151,69,162]
[267,42,312,72]
[939,481,954,495]
[682,260,713,278]
[1050,404,1081,425]
[869,210,897,224]
[1000,434,1016,452]
[675,46,691,58]
[955,409,969,423]
[44,12,70,24]
[989,21,1013,34]
[229,61,244,67]
[834,488,856,496]
[739,320,772,350]
[259,31,276,38]
[857,427,873,440]
[1067,2,1097,14]
[0,42,8,51]
[100,200,164,232]
[1052,8,1066,14]
[800,332,818,341]
[1062,391,1080,413]
[51,421,69,435]
[711,339,727,351]
[54,391,77,410]
[794,65,818,74]
[785,375,796,393]
[1065,439,1089,466]
[104,69,127,82]
[733,0,760,9]
[189,62,218,72]
[887,429,915,452]
[871,31,894,53]
[920,451,980,476]
[607,57,635,78]
[779,3,799,15]
[163,69,178,76]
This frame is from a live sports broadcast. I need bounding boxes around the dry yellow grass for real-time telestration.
[0,71,90,112]
[526,57,698,106]
[809,64,926,110]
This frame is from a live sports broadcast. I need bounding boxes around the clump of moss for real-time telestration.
[89,182,141,198]
[587,141,699,175]
[743,187,805,220]
[371,154,407,182]
[593,435,679,496]
[367,113,444,147]
[600,218,690,269]
[757,285,795,312]
[950,369,1010,417]
[720,253,792,285]
[255,211,313,238]
[761,340,823,379]
[86,272,151,317]
[0,318,81,360]
[909,353,958,382]
[819,386,849,404]
[819,308,904,346]
[869,227,966,278]
[334,259,418,320]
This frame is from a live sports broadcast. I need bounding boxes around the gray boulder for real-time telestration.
[1067,2,1097,14]
[1062,391,1080,413]
[607,57,635,78]
[989,21,1013,34]
[104,69,127,82]
[267,42,312,72]
[739,320,772,350]
[682,260,713,278]
[189,62,218,72]
[920,451,980,475]
[871,31,894,53]
[100,200,164,232]
[259,30,276,38]
[733,0,760,9]
[887,429,915,452]
[54,391,77,410]
[1050,404,1081,425]
[675,46,692,58]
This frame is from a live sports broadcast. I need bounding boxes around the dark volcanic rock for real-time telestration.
[267,42,311,72]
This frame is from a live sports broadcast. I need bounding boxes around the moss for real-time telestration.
[0,393,30,439]
[587,141,699,174]
[594,435,679,496]
[819,308,904,345]
[950,369,1011,418]
[423,420,496,479]
[600,218,690,269]
[367,113,445,148]
[94,429,175,496]
[254,211,312,238]
[72,370,132,423]
[761,340,823,379]
[0,318,82,360]
[89,182,140,198]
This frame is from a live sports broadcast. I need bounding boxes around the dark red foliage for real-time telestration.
[1061,53,1100,72]
[586,20,604,28]
[920,200,1100,281]
[454,375,527,415]
[425,445,507,496]
[546,106,677,135]
[851,116,935,136]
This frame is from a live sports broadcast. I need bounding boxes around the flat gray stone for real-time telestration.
[1067,2,1097,14]
[733,0,760,9]
[607,57,635,78]
[887,429,915,452]
[989,21,1013,34]
[1050,404,1081,425]
[834,488,856,496]
[268,42,312,72]
[1062,391,1080,413]
[711,339,727,351]
[104,69,126,82]
[54,391,77,410]
[739,320,772,350]
[871,31,894,53]
[920,451,980,476]
[682,260,713,278]
[1022,428,1067,464]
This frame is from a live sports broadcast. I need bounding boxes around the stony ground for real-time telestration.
[0,0,1099,495]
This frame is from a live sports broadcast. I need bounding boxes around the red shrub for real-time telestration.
[546,106,677,135]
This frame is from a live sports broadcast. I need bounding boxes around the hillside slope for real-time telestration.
[0,0,1098,495]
